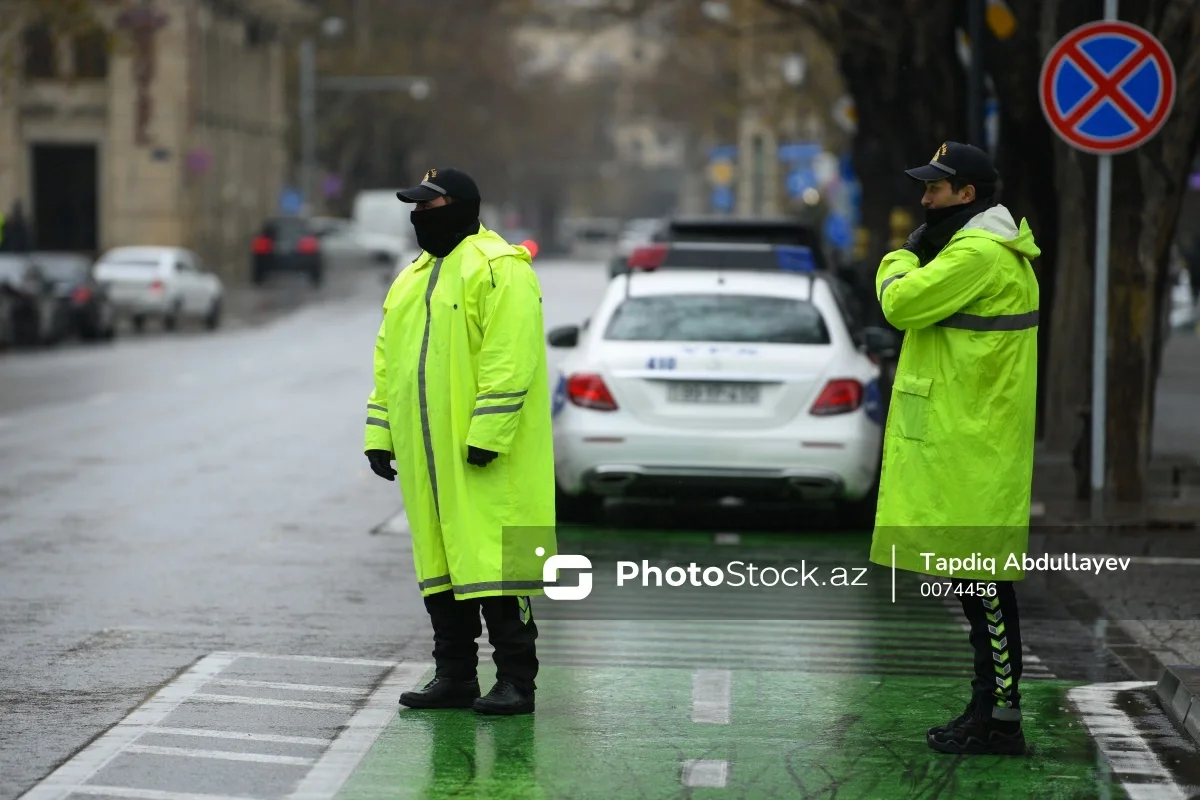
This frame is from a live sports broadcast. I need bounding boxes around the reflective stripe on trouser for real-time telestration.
[956,578,1022,716]
[424,591,539,690]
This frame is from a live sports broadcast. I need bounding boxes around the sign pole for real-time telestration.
[1090,0,1119,521]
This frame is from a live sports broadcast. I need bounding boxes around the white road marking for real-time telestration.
[151,727,331,746]
[123,744,315,766]
[371,508,409,536]
[20,653,239,800]
[682,759,729,788]
[691,669,732,724]
[1067,681,1189,800]
[58,788,256,800]
[714,532,740,545]
[211,678,368,695]
[215,651,397,667]
[190,693,353,711]
[287,661,433,800]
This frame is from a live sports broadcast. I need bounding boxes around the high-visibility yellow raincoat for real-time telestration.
[364,225,557,599]
[869,205,1040,581]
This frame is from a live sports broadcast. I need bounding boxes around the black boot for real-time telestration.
[399,676,481,709]
[927,700,976,737]
[927,700,1026,755]
[473,680,534,715]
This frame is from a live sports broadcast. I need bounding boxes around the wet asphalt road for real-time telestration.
[0,260,607,798]
[1,256,1197,798]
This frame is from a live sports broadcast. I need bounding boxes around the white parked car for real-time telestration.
[1170,269,1196,330]
[547,242,897,523]
[93,247,224,332]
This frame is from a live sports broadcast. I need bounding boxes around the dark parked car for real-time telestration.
[0,255,70,346]
[32,252,116,341]
[252,217,323,287]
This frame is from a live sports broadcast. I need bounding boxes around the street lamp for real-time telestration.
[299,18,344,212]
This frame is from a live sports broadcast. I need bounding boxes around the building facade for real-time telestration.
[0,0,310,282]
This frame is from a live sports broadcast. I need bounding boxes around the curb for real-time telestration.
[1154,665,1200,744]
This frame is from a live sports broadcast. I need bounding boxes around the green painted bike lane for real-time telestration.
[338,526,1128,799]
[339,670,1119,799]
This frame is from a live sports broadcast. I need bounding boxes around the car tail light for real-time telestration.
[810,379,863,416]
[148,280,164,293]
[566,373,618,411]
[252,236,274,254]
[71,286,92,304]
[297,236,320,254]
[626,244,668,270]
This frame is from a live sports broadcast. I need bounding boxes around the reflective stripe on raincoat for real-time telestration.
[365,225,557,599]
[868,205,1040,581]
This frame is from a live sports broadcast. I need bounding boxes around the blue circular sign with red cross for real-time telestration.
[1040,21,1176,155]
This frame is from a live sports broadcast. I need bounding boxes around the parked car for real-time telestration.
[309,217,400,270]
[93,247,223,332]
[32,252,116,341]
[252,217,324,287]
[1170,269,1196,331]
[0,255,70,346]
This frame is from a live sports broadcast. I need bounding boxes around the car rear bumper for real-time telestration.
[257,254,321,272]
[554,424,881,502]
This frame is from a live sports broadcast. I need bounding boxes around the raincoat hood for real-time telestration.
[955,204,1041,262]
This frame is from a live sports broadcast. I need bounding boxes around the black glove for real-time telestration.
[901,223,928,256]
[365,449,396,481]
[466,445,498,467]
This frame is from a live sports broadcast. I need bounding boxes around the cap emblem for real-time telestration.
[423,168,438,181]
[932,143,948,162]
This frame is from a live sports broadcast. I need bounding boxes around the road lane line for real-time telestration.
[714,532,740,545]
[151,728,331,746]
[682,759,729,788]
[211,678,368,695]
[287,661,433,800]
[691,669,732,724]
[60,787,257,800]
[1067,681,1189,800]
[190,693,353,711]
[19,653,239,800]
[123,744,315,765]
[213,651,397,667]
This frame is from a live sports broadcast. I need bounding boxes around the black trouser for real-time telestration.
[956,579,1022,713]
[423,591,539,693]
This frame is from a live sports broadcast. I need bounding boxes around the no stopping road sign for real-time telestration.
[1040,20,1176,155]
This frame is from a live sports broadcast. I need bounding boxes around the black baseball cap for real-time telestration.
[905,142,998,186]
[396,167,481,203]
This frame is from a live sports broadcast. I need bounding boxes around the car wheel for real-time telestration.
[204,298,221,330]
[12,306,38,346]
[163,302,182,331]
[308,268,323,288]
[834,482,879,531]
[555,482,604,525]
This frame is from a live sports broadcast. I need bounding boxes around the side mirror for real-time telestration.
[547,324,579,348]
[862,326,900,359]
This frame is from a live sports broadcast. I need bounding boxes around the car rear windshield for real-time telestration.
[605,294,830,344]
[36,257,90,281]
[99,258,160,269]
[264,218,310,246]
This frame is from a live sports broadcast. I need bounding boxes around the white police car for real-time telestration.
[547,242,898,523]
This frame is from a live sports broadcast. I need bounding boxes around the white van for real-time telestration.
[351,190,420,269]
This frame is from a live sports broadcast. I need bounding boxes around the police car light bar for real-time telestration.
[627,244,669,270]
[775,245,815,273]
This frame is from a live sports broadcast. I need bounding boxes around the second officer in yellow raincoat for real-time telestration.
[363,167,556,716]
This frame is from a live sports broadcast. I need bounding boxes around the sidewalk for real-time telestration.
[1032,329,1200,526]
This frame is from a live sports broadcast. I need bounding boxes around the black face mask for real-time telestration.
[922,191,997,256]
[411,200,480,257]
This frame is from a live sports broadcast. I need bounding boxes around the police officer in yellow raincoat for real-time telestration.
[868,143,1039,756]
[363,168,556,716]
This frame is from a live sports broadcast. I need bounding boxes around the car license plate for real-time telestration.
[667,382,760,404]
